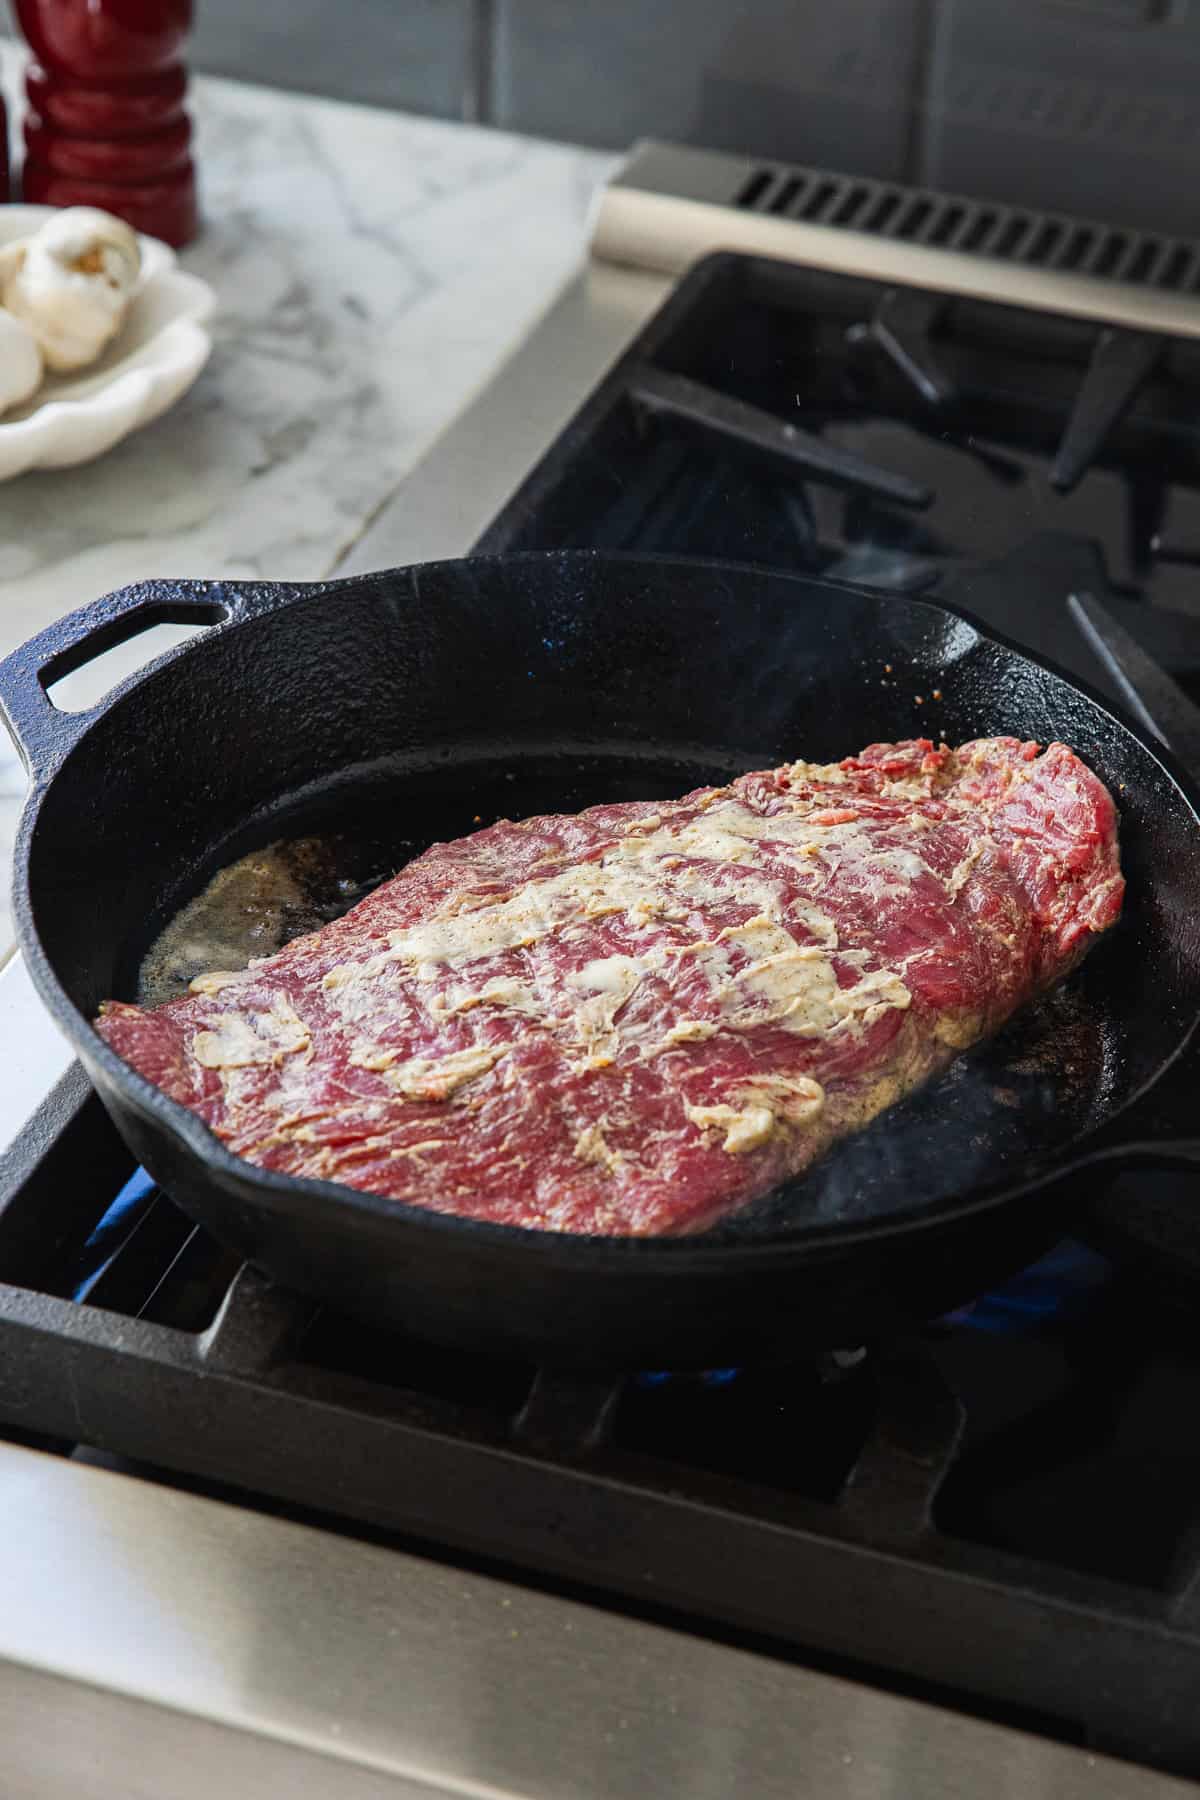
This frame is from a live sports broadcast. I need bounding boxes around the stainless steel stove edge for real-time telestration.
[0,945,74,1156]
[0,1440,1188,1799]
[342,136,1200,595]
[595,141,1200,340]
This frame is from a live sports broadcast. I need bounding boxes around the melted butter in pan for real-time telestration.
[138,837,386,1008]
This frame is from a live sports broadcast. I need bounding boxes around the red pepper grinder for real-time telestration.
[14,0,198,248]
[0,97,9,203]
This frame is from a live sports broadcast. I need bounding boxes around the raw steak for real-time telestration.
[97,737,1124,1236]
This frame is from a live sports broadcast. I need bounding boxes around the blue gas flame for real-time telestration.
[73,1166,157,1302]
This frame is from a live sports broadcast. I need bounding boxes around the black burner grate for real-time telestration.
[476,251,1200,689]
[3,1072,1200,1776]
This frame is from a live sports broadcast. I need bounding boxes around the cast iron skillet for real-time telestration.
[2,552,1199,1369]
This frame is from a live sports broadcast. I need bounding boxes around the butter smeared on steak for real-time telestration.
[97,738,1124,1236]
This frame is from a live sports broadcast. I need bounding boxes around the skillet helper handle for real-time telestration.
[1091,1139,1200,1173]
[1067,1028,1200,1180]
[0,577,311,787]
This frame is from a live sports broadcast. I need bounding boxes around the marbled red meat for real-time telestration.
[97,737,1124,1236]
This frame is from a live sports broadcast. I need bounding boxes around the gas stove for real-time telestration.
[4,145,1200,1796]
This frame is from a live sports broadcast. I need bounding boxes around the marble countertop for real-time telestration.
[0,45,614,950]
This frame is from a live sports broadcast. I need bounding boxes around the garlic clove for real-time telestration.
[0,309,45,415]
[0,238,30,292]
[3,207,143,374]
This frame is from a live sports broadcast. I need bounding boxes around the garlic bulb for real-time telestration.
[0,309,44,414]
[3,208,142,374]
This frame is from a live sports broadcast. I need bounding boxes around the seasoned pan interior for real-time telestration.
[20,553,1200,1243]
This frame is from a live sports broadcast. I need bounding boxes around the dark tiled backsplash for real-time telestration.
[0,0,478,120]
[922,0,1200,237]
[491,0,923,178]
[0,0,477,122]
[189,0,478,121]
[3,0,1200,235]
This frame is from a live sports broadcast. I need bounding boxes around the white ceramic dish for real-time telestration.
[0,206,215,481]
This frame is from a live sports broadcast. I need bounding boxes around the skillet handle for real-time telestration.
[0,577,312,787]
[1080,1138,1200,1173]
[1056,1031,1200,1180]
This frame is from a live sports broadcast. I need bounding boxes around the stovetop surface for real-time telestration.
[31,1144,1200,1603]
[4,249,1200,1782]
[477,252,1200,712]
[3,1069,1199,1776]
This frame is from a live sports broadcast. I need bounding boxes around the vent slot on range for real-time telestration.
[732,165,1200,294]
